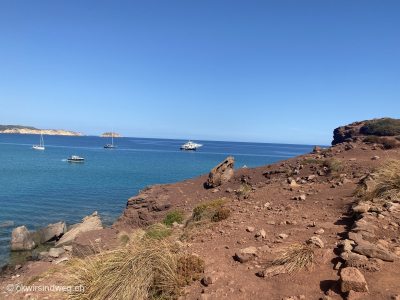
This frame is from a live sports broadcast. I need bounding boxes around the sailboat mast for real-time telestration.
[112,128,113,146]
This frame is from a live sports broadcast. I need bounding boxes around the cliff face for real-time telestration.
[100,132,122,138]
[0,127,83,136]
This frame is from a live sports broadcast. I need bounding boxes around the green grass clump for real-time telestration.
[360,118,400,136]
[146,223,173,240]
[163,210,185,226]
[300,159,323,165]
[323,158,345,173]
[363,135,381,144]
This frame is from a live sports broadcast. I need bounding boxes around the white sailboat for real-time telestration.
[32,133,45,150]
[104,129,118,148]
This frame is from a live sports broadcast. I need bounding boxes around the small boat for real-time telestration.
[67,155,84,162]
[180,141,203,151]
[104,129,118,149]
[32,133,45,150]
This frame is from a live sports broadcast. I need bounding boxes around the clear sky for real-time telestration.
[0,1,399,145]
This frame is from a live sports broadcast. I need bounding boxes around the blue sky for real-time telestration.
[0,1,399,145]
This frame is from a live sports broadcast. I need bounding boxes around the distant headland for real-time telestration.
[0,125,83,136]
[100,132,122,138]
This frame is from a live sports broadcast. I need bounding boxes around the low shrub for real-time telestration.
[363,135,381,144]
[321,148,332,155]
[236,183,251,196]
[380,138,398,149]
[323,159,345,173]
[360,118,400,136]
[188,199,229,224]
[300,159,323,165]
[212,208,230,222]
[175,255,205,286]
[163,210,185,226]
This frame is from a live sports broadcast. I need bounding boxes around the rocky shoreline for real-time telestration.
[2,118,400,300]
[0,128,83,136]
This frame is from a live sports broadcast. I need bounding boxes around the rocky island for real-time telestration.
[100,132,122,138]
[2,117,400,300]
[0,125,83,136]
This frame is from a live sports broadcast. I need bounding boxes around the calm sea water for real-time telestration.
[0,134,318,267]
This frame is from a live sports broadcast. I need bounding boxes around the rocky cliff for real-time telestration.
[332,117,399,145]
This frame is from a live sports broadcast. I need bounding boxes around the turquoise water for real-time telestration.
[0,134,318,267]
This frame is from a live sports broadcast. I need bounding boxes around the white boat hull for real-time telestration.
[32,146,45,150]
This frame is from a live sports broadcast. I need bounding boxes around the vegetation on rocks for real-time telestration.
[146,223,174,240]
[360,118,400,136]
[363,135,399,149]
[187,199,229,224]
[236,183,251,196]
[163,210,185,226]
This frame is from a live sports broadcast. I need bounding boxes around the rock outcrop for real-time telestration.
[31,222,66,244]
[100,132,122,138]
[9,226,36,251]
[55,212,103,247]
[206,157,235,188]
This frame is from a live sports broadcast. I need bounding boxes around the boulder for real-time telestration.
[313,145,322,152]
[340,267,369,293]
[55,212,103,247]
[31,221,67,244]
[9,226,36,251]
[206,157,235,188]
[234,246,257,263]
[353,242,397,262]
[48,247,65,258]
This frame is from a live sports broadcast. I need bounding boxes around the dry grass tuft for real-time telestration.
[272,244,315,274]
[67,231,194,300]
[236,183,251,196]
[372,159,400,200]
[25,267,60,286]
[355,160,400,202]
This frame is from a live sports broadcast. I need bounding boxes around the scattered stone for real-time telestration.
[371,156,380,160]
[307,175,316,181]
[335,262,342,270]
[202,272,219,286]
[338,240,355,252]
[314,228,324,234]
[352,204,370,213]
[278,233,288,239]
[246,226,255,232]
[9,226,36,251]
[299,194,306,201]
[340,267,369,293]
[54,257,69,264]
[307,236,324,248]
[255,229,266,239]
[257,265,286,278]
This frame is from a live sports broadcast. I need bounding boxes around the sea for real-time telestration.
[0,134,322,267]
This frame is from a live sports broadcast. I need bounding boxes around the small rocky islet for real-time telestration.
[2,117,400,300]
